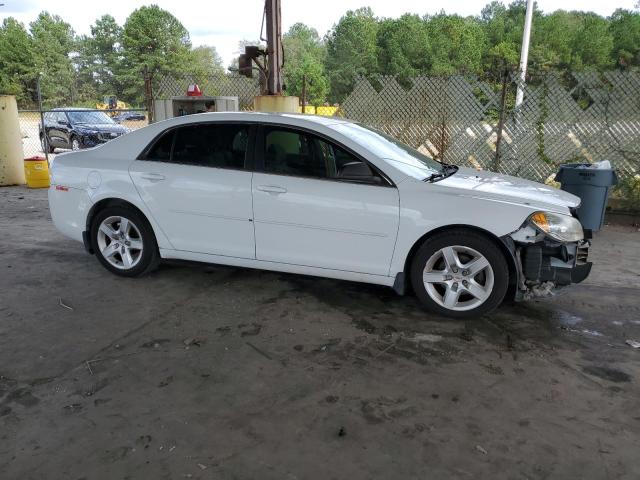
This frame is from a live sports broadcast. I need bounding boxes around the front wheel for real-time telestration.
[41,135,54,153]
[90,206,160,277]
[410,230,509,318]
[71,136,81,151]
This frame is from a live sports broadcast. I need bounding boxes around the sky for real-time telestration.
[1,0,637,67]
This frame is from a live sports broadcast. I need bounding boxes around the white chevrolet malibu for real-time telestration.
[48,112,591,318]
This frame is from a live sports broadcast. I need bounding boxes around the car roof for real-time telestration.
[160,111,354,127]
[51,107,93,111]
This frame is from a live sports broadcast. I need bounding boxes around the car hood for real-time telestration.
[74,123,128,133]
[433,167,580,212]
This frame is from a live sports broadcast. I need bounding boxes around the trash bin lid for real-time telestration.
[555,163,618,187]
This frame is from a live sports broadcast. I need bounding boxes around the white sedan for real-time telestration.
[48,112,591,318]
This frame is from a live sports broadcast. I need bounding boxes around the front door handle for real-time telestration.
[256,185,287,194]
[140,173,166,182]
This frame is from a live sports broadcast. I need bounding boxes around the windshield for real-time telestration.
[67,111,115,125]
[331,122,442,174]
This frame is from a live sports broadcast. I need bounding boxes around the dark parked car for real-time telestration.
[40,108,130,153]
[113,111,146,123]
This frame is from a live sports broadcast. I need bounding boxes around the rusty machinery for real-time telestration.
[238,0,284,96]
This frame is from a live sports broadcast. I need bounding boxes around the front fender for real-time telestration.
[390,180,541,276]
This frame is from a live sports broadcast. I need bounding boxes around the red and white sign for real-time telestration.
[186,84,202,96]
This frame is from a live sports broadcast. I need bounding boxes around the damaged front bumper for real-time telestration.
[503,224,592,300]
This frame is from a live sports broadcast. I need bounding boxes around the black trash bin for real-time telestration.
[555,163,618,231]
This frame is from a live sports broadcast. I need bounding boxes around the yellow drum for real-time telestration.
[24,156,50,188]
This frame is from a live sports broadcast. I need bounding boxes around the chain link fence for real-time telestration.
[18,70,638,184]
[18,109,148,161]
[153,73,261,111]
[340,71,640,183]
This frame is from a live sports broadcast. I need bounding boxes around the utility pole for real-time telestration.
[515,0,534,108]
[264,0,283,95]
[36,75,49,163]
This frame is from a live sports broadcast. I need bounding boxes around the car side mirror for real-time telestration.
[338,161,382,185]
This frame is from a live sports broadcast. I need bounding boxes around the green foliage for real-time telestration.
[283,23,329,105]
[190,46,224,77]
[614,174,640,210]
[376,14,430,78]
[30,12,76,106]
[1,2,639,108]
[610,9,640,68]
[325,7,379,102]
[120,5,192,104]
[571,13,614,70]
[0,18,36,102]
[425,14,486,75]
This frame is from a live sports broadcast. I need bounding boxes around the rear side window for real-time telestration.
[143,124,249,169]
[173,124,248,169]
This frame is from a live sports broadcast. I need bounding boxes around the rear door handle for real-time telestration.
[140,173,166,182]
[256,185,287,194]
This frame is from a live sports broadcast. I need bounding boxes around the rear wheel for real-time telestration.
[90,206,159,277]
[410,230,509,318]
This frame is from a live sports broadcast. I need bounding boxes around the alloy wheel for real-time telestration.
[71,138,80,150]
[96,216,144,270]
[422,245,494,311]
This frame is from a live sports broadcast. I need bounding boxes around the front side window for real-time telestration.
[264,129,324,177]
[144,124,249,169]
[263,127,381,184]
[330,122,442,176]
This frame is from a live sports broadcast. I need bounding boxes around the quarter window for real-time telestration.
[146,130,174,161]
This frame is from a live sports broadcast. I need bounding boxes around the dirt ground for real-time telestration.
[1,186,639,480]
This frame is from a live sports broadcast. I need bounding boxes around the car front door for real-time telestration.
[46,112,67,148]
[129,122,256,259]
[252,126,400,277]
[57,112,73,147]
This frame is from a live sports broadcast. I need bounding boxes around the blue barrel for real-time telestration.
[555,163,618,231]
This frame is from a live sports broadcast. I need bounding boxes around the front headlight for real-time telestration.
[529,211,583,242]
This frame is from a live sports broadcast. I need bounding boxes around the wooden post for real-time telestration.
[494,68,509,172]
[301,74,307,112]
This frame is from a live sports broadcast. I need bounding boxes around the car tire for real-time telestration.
[71,136,81,151]
[41,135,55,153]
[90,206,160,277]
[410,229,509,319]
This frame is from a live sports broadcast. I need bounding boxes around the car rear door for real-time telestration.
[251,125,400,276]
[129,122,256,259]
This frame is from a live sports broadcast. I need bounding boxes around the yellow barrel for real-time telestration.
[24,156,50,188]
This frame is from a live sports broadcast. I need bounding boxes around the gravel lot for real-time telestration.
[1,186,639,479]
